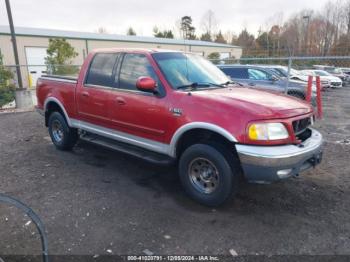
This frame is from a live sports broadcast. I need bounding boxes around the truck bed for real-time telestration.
[40,74,78,83]
[36,75,78,119]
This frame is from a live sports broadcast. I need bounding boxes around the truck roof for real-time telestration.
[90,48,182,54]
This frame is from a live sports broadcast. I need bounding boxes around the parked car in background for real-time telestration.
[218,65,316,100]
[36,49,324,206]
[255,65,290,78]
[257,65,298,78]
[339,68,350,86]
[260,65,331,88]
[302,70,342,88]
[340,68,350,76]
[313,65,349,85]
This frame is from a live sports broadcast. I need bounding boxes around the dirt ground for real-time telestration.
[0,87,350,261]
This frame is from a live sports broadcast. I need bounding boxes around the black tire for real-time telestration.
[48,112,78,151]
[178,143,239,206]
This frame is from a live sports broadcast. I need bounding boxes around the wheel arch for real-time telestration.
[44,97,72,127]
[169,122,237,158]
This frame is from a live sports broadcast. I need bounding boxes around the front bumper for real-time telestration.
[236,128,323,184]
[330,82,342,88]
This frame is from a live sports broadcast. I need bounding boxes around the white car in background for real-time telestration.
[289,69,331,88]
[264,66,331,88]
[301,70,342,89]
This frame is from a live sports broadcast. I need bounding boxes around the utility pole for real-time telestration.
[5,0,32,109]
[5,0,23,90]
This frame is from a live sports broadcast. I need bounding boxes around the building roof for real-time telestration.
[0,25,240,49]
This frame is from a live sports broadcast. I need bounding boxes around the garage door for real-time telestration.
[25,47,47,88]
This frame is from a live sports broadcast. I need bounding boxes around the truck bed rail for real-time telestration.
[40,75,78,84]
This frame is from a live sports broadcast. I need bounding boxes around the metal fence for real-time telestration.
[0,64,81,109]
[1,56,350,109]
[209,56,350,111]
[209,56,350,89]
[3,64,81,89]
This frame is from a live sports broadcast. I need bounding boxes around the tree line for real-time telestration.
[238,0,350,57]
[99,0,350,57]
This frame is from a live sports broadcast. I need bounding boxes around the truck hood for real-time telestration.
[195,87,312,119]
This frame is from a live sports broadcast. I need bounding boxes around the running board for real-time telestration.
[80,133,175,165]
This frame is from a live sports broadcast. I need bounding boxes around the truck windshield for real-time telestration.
[152,52,230,89]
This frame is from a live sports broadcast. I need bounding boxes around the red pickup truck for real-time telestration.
[36,49,323,206]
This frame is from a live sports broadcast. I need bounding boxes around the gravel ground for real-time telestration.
[0,88,350,261]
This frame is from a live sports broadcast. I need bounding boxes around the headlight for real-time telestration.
[248,123,289,141]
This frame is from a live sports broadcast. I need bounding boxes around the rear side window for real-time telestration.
[85,53,119,87]
[118,53,160,91]
[221,67,248,79]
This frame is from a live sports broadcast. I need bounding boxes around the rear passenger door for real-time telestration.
[109,53,170,143]
[77,53,120,126]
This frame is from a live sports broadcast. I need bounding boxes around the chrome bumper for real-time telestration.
[236,128,324,183]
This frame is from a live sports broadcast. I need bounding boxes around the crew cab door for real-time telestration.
[108,53,169,143]
[76,53,120,125]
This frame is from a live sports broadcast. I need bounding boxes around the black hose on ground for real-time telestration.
[0,193,49,262]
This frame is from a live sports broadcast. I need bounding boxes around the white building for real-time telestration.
[0,26,242,88]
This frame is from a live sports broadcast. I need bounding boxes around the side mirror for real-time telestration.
[136,76,157,93]
[270,75,279,81]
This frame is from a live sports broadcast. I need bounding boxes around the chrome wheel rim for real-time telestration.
[51,120,64,143]
[188,157,219,194]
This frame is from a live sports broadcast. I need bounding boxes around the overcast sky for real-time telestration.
[0,0,330,37]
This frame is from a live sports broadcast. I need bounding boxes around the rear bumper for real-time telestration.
[236,128,323,184]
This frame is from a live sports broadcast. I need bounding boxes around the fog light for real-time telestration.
[277,169,293,179]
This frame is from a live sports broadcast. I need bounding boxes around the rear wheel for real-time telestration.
[178,143,239,206]
[48,112,78,151]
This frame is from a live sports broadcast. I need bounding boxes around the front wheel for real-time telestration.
[178,144,239,206]
[48,112,78,151]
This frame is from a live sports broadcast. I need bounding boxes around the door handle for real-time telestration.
[116,97,126,105]
[82,91,89,98]
[249,83,256,86]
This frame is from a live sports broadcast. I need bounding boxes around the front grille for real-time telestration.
[293,117,311,135]
[296,128,312,142]
[331,82,341,86]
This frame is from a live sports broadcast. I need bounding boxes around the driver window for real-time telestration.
[248,69,269,80]
[117,53,161,91]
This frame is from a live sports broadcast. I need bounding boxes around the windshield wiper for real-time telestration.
[176,82,209,90]
[176,82,225,90]
[221,80,244,87]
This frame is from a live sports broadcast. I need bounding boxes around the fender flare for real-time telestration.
[168,122,237,157]
[44,97,72,127]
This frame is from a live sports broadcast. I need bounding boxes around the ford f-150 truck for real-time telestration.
[36,48,324,206]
